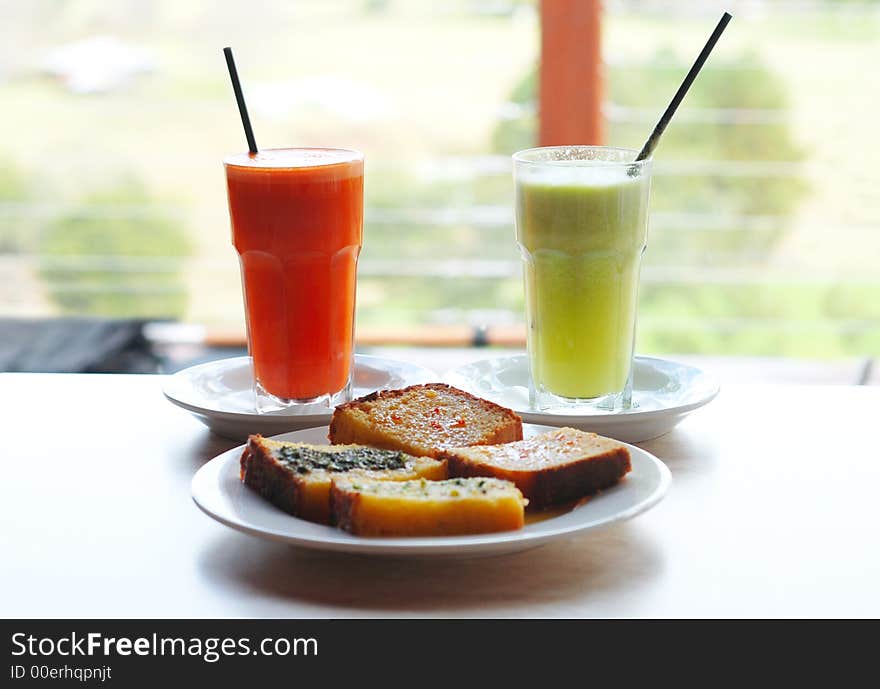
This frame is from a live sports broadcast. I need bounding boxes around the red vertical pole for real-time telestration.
[539,0,604,146]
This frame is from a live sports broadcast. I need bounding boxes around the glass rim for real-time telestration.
[512,145,649,168]
[223,146,364,169]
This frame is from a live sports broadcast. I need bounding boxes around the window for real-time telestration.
[1,1,877,364]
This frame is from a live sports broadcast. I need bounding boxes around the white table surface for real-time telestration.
[2,370,878,618]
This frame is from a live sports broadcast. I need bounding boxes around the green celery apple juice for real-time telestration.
[515,161,650,402]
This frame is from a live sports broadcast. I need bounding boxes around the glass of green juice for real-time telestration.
[513,146,652,412]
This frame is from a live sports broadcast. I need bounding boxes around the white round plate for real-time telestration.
[445,355,719,443]
[164,355,437,440]
[191,424,671,558]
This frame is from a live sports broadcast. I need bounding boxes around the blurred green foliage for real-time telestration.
[493,50,808,219]
[0,161,34,254]
[37,179,191,318]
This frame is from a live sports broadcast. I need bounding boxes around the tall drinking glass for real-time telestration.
[513,146,652,412]
[224,148,364,413]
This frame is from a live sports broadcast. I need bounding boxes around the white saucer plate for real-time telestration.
[191,424,671,558]
[445,355,719,443]
[164,354,437,440]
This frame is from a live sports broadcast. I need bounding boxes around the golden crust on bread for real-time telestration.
[329,383,523,458]
[439,427,631,509]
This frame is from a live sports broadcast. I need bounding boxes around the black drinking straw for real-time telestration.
[634,12,733,163]
[223,47,258,155]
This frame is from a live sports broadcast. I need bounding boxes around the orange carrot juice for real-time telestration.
[224,148,364,408]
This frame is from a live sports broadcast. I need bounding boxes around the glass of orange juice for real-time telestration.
[224,148,364,413]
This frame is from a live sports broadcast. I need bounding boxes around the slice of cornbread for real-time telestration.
[330,476,527,537]
[240,435,447,524]
[440,427,631,509]
[329,383,523,458]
